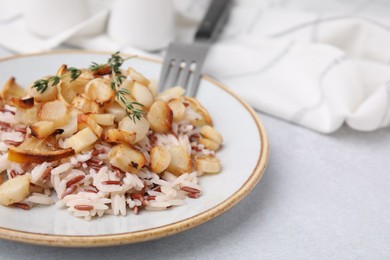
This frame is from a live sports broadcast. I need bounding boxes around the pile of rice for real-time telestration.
[0,105,215,221]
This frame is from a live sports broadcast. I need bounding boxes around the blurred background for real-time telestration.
[0,1,390,258]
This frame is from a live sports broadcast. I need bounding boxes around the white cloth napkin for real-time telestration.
[1,0,390,133]
[202,0,390,133]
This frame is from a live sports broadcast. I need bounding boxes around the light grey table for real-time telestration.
[0,50,389,259]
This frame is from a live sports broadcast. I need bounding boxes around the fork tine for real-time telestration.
[186,64,202,97]
[177,62,192,89]
[166,60,182,89]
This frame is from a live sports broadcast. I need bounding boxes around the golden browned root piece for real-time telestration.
[72,94,103,114]
[8,133,75,163]
[118,116,150,143]
[38,100,70,127]
[0,77,27,102]
[108,144,146,173]
[28,77,58,102]
[0,175,30,206]
[150,146,171,174]
[10,97,34,109]
[147,100,173,133]
[167,146,192,176]
[131,82,154,108]
[89,113,115,126]
[84,78,115,109]
[195,155,221,174]
[15,106,38,125]
[184,97,213,126]
[57,65,94,105]
[77,114,103,137]
[29,121,56,139]
[63,127,98,153]
[168,98,186,123]
[103,129,136,144]
[128,67,151,86]
[156,86,185,102]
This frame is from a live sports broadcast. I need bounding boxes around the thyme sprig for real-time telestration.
[31,52,144,122]
[32,67,82,94]
[112,75,145,122]
[91,52,143,122]
[89,52,136,74]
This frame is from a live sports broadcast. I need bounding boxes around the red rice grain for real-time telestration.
[145,195,156,201]
[91,149,100,157]
[13,203,30,210]
[0,121,11,129]
[0,108,15,115]
[133,206,139,214]
[4,140,22,146]
[130,193,143,200]
[192,146,202,152]
[187,192,200,199]
[110,164,124,174]
[14,126,27,134]
[74,205,94,211]
[181,186,201,193]
[101,180,121,185]
[62,184,78,198]
[41,167,53,183]
[66,175,85,188]
[30,184,44,194]
[88,158,102,165]
[10,169,17,178]
[84,187,98,193]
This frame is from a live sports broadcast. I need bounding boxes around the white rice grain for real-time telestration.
[31,162,50,183]
[0,112,17,124]
[0,132,23,142]
[152,179,173,187]
[51,163,72,176]
[0,154,10,173]
[171,173,189,186]
[148,201,171,208]
[27,193,55,205]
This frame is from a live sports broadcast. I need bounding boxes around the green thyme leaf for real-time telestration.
[68,67,82,82]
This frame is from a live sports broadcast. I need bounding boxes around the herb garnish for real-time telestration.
[91,52,143,122]
[32,67,81,94]
[31,52,144,122]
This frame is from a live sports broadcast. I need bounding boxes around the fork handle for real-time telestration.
[194,0,232,42]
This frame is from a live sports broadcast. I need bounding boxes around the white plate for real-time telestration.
[0,51,268,247]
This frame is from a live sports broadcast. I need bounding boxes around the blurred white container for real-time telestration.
[23,0,90,37]
[0,0,22,21]
[107,0,175,51]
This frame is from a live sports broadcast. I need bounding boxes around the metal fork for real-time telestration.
[159,0,232,97]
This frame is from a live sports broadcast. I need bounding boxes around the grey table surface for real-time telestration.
[0,49,389,259]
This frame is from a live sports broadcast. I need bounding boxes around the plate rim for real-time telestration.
[0,50,269,247]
